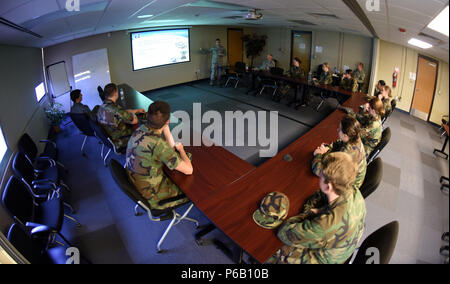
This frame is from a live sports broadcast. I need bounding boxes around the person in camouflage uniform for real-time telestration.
[279,57,305,100]
[311,115,367,191]
[201,39,227,85]
[267,152,366,264]
[126,101,193,210]
[353,62,366,91]
[314,62,333,85]
[97,83,146,149]
[356,97,385,158]
[259,54,276,71]
[340,70,359,93]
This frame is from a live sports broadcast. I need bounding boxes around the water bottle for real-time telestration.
[308,71,312,83]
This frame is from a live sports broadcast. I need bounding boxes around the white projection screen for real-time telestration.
[131,29,190,71]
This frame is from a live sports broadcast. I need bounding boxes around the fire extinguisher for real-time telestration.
[393,67,399,88]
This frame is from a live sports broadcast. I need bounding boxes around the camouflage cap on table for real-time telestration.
[253,192,290,229]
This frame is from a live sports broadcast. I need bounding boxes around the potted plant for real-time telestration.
[242,34,268,70]
[44,102,66,133]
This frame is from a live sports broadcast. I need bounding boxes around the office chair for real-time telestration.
[367,127,391,164]
[18,133,63,171]
[70,113,96,156]
[98,86,105,102]
[6,223,71,264]
[89,120,125,166]
[382,99,397,125]
[12,151,74,212]
[348,221,399,264]
[359,157,383,199]
[259,67,284,99]
[1,176,81,248]
[439,115,449,138]
[109,159,199,253]
[225,62,246,88]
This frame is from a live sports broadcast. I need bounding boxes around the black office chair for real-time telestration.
[109,159,199,253]
[6,223,70,264]
[89,120,125,166]
[18,133,62,171]
[70,113,96,156]
[98,86,105,102]
[349,221,399,264]
[259,67,284,98]
[382,99,397,124]
[1,176,81,247]
[367,127,391,164]
[359,157,383,199]
[225,62,246,88]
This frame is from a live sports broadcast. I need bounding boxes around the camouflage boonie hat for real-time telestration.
[253,192,290,229]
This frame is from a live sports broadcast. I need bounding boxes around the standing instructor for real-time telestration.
[201,38,227,86]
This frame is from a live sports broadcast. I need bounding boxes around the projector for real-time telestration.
[245,9,263,20]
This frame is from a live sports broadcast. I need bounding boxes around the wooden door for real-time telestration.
[411,55,438,121]
[291,31,312,74]
[227,29,243,68]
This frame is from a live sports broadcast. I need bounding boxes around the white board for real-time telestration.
[47,61,71,98]
[72,48,111,110]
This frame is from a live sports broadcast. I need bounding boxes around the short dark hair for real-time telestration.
[378,80,386,86]
[104,83,118,99]
[147,101,171,129]
[345,69,353,74]
[294,57,301,64]
[70,89,81,102]
[341,115,361,144]
[216,38,220,41]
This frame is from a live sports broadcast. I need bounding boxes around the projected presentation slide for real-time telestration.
[131,29,190,70]
[0,127,7,162]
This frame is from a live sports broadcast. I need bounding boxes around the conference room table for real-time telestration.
[162,77,367,263]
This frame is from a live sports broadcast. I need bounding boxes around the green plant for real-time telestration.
[44,102,66,126]
[242,34,267,69]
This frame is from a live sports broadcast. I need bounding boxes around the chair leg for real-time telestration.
[225,78,231,87]
[103,149,112,167]
[57,232,72,247]
[81,136,88,155]
[157,214,177,253]
[101,144,104,160]
[63,202,75,214]
[259,86,265,96]
[134,204,143,216]
[64,214,82,228]
[234,79,239,89]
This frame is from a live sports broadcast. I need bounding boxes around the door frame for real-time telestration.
[409,54,439,122]
[290,30,313,72]
[227,28,244,65]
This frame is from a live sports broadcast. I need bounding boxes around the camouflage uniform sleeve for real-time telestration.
[155,140,182,170]
[311,154,324,177]
[301,190,327,215]
[277,206,327,249]
[116,108,136,124]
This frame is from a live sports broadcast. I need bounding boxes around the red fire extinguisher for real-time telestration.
[393,67,399,88]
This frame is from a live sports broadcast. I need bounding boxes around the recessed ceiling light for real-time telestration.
[137,15,153,19]
[408,38,433,49]
[427,6,449,37]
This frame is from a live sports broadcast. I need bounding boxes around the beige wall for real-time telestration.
[0,44,50,230]
[44,26,232,94]
[373,40,449,125]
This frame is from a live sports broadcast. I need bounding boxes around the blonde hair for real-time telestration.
[322,152,358,195]
[383,85,393,98]
[369,97,386,118]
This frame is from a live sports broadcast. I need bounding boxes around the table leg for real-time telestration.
[434,135,449,160]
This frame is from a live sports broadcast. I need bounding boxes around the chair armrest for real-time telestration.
[29,225,53,237]
[35,156,56,167]
[40,140,57,148]
[26,222,48,230]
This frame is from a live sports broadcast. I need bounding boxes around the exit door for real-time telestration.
[410,55,438,121]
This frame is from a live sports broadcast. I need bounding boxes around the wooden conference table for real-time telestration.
[119,80,366,263]
[163,76,367,263]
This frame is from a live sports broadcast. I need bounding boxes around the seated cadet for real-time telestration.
[357,97,385,158]
[70,89,95,120]
[279,57,305,100]
[373,80,386,97]
[378,85,394,116]
[126,101,192,210]
[267,152,366,264]
[312,115,367,191]
[353,62,366,91]
[97,83,145,149]
[340,69,359,93]
[259,54,276,71]
[317,62,332,85]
